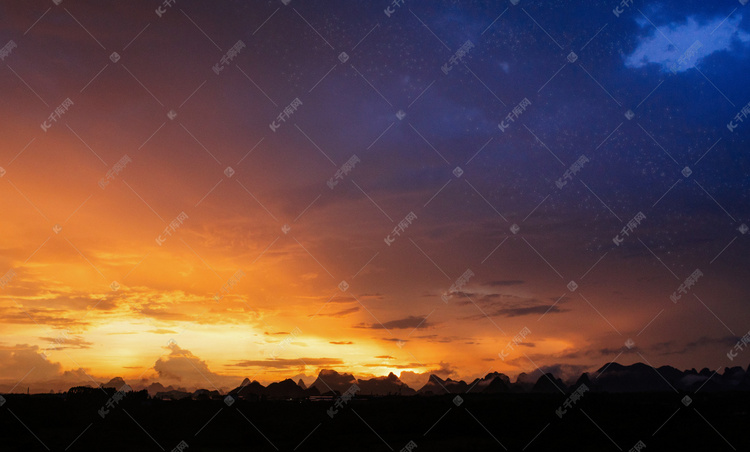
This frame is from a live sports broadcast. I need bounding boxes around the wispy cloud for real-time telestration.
[355,315,431,329]
[625,14,750,73]
[231,358,344,369]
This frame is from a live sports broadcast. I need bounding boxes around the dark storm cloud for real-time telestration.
[495,305,569,318]
[649,336,741,356]
[316,306,360,317]
[355,315,432,330]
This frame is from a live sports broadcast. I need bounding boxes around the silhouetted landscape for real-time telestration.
[2,362,749,451]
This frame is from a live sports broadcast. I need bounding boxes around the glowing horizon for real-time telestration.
[1,0,749,395]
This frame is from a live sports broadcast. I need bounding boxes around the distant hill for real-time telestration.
[101,377,129,390]
[418,374,470,395]
[41,362,750,399]
[590,362,750,393]
[358,372,416,396]
[311,369,357,395]
[227,377,319,400]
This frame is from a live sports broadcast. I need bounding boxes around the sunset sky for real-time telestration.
[1,0,749,393]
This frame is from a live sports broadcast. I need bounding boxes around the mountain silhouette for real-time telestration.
[226,377,320,400]
[358,372,416,396]
[482,375,511,393]
[468,372,511,394]
[50,362,750,400]
[418,374,470,394]
[101,377,128,390]
[143,382,173,397]
[531,373,566,393]
[265,378,307,399]
[228,378,266,400]
[592,362,685,392]
[310,369,357,395]
[154,389,192,400]
[575,372,593,389]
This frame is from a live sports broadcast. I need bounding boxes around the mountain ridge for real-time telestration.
[12,362,750,397]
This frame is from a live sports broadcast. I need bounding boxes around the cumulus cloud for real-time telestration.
[0,344,101,392]
[0,344,64,381]
[153,343,236,389]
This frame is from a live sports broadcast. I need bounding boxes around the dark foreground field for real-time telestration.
[1,392,747,451]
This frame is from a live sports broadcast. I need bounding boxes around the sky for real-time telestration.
[0,0,749,393]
